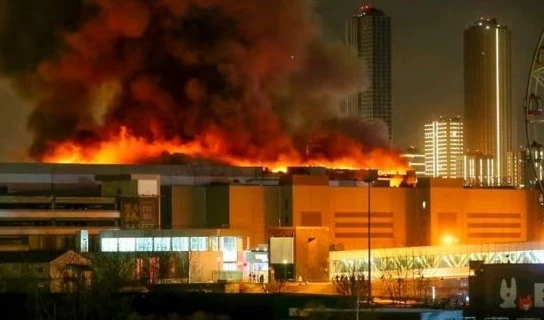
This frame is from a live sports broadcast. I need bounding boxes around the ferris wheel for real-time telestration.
[524,27,544,197]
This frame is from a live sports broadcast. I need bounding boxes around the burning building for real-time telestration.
[0,0,404,174]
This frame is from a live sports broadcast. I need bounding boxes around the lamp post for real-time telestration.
[356,170,377,320]
[282,259,288,282]
[367,172,372,305]
[365,170,378,305]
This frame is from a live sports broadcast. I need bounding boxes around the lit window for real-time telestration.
[172,237,189,251]
[153,237,171,251]
[118,238,136,252]
[220,237,238,262]
[101,238,118,252]
[209,237,219,251]
[222,263,237,271]
[190,237,208,251]
[136,238,153,252]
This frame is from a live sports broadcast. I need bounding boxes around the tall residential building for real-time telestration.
[463,152,494,186]
[424,116,464,178]
[507,148,529,188]
[464,17,512,185]
[343,4,392,140]
[400,146,426,176]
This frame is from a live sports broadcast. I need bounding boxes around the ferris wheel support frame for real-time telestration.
[524,27,544,201]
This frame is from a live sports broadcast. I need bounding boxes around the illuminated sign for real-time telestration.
[245,252,269,263]
[499,277,544,310]
[469,264,544,318]
[377,170,407,176]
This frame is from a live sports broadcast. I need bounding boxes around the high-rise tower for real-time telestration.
[424,116,464,178]
[343,5,392,140]
[464,17,512,185]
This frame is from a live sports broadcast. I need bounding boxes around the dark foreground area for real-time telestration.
[0,292,463,320]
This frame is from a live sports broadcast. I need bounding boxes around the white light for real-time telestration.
[495,28,501,183]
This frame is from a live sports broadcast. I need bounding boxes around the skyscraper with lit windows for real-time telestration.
[424,116,464,178]
[343,5,392,140]
[464,17,512,185]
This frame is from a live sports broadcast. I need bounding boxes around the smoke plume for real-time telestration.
[0,0,404,169]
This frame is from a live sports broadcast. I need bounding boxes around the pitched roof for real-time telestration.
[0,250,72,263]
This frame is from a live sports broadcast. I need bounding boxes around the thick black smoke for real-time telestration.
[0,0,397,165]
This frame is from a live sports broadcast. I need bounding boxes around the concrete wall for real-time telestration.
[171,185,287,247]
[290,184,411,250]
[229,185,277,247]
[171,186,207,228]
[189,251,222,283]
[293,227,329,282]
[168,177,542,252]
[430,179,531,245]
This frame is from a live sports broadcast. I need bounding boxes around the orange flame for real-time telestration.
[389,175,404,188]
[41,126,408,173]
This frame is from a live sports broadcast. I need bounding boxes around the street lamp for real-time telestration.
[441,234,459,246]
[282,259,288,282]
[365,170,378,305]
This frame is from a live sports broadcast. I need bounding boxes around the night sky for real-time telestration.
[317,0,544,151]
[0,0,543,161]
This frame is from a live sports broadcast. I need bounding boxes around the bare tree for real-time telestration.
[0,251,92,319]
[89,252,135,291]
[411,254,434,303]
[332,262,368,315]
[0,262,55,320]
[75,252,136,319]
[377,255,410,304]
[376,252,433,305]
[333,272,366,297]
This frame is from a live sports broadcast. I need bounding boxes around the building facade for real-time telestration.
[0,163,542,285]
[507,148,529,188]
[463,152,495,186]
[424,116,464,178]
[464,17,512,185]
[343,5,392,140]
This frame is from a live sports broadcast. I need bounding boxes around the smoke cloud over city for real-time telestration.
[0,0,404,170]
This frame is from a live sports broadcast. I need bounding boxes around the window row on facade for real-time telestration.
[100,236,239,262]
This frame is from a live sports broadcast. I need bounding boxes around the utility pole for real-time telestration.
[367,177,372,305]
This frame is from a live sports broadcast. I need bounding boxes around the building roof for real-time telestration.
[0,250,72,263]
[357,5,385,16]
[0,162,262,176]
[469,17,507,29]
